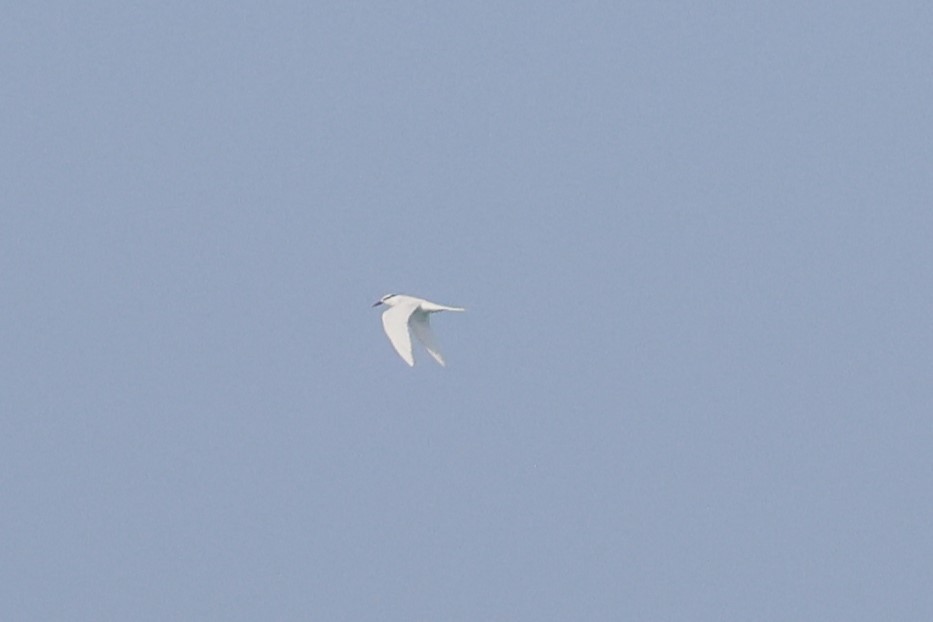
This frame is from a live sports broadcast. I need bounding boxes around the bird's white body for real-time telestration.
[372,294,465,366]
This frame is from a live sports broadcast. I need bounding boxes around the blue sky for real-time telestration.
[2,2,932,620]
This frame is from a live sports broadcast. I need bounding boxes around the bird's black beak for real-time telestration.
[372,301,383,307]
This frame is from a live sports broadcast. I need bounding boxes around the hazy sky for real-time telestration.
[3,2,932,620]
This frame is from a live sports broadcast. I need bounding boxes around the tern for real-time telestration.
[372,294,465,366]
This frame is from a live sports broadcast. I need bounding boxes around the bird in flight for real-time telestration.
[372,294,465,366]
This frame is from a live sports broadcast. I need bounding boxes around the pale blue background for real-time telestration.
[2,2,932,620]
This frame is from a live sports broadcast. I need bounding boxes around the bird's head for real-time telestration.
[372,293,399,307]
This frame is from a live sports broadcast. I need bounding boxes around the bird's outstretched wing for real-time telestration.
[381,303,418,366]
[409,310,445,367]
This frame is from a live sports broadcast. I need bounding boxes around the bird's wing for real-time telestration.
[381,303,417,366]
[409,310,446,367]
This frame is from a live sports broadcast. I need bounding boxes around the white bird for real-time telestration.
[372,294,465,366]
